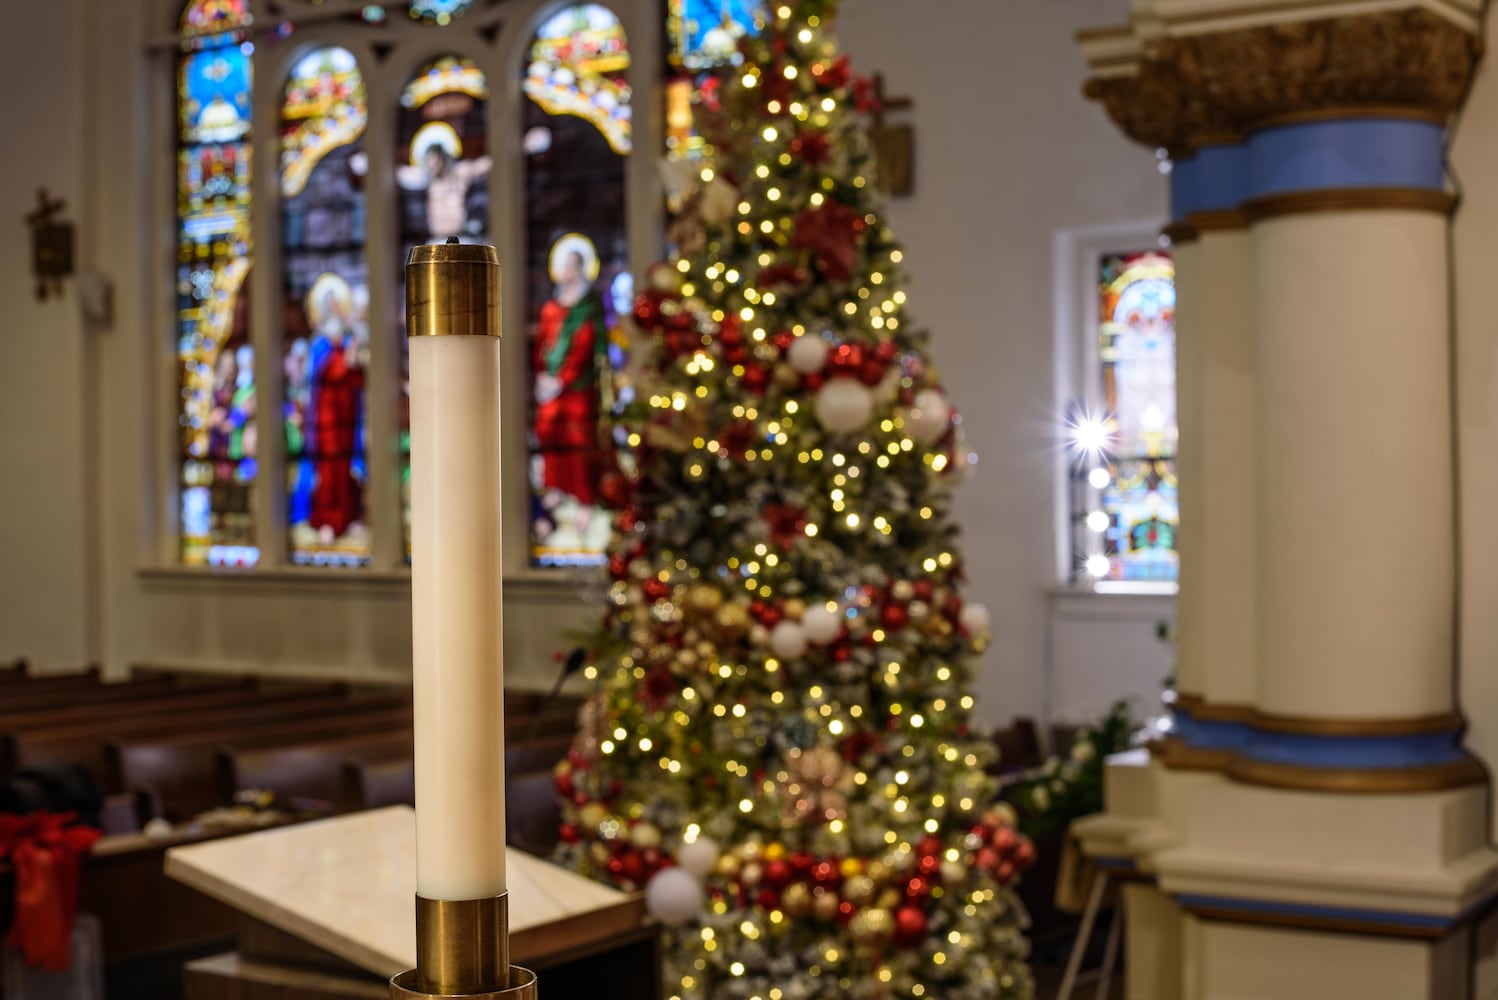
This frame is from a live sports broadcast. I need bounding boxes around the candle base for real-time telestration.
[389,893,537,999]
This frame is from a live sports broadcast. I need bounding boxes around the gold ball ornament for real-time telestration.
[765,842,787,862]
[877,888,903,911]
[687,584,725,616]
[715,602,752,639]
[774,363,801,390]
[782,882,812,917]
[783,598,807,622]
[579,802,608,831]
[716,853,742,878]
[813,888,841,921]
[844,874,875,905]
[866,860,891,886]
[851,907,894,945]
[840,857,865,879]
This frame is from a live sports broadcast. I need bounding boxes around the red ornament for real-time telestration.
[756,887,782,911]
[814,54,852,90]
[793,201,866,283]
[633,291,666,329]
[619,851,645,883]
[771,328,795,351]
[837,899,857,925]
[599,471,631,507]
[879,603,910,630]
[789,129,831,165]
[742,364,771,395]
[572,790,589,807]
[554,770,575,798]
[765,859,794,888]
[559,823,580,844]
[858,358,887,386]
[829,342,865,375]
[913,579,936,602]
[790,851,817,875]
[831,641,852,663]
[759,605,783,627]
[608,554,629,579]
[893,905,928,947]
[643,578,670,601]
[975,847,999,872]
[803,372,826,392]
[761,266,808,293]
[917,835,945,858]
[1014,839,1037,870]
[918,854,941,878]
[722,418,756,456]
[992,826,1019,853]
[875,340,899,363]
[811,860,842,888]
[905,876,931,900]
[996,861,1016,885]
[764,503,808,550]
[718,314,744,346]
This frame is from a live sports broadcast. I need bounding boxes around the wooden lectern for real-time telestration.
[164,807,661,1000]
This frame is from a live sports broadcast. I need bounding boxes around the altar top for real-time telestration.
[165,805,644,977]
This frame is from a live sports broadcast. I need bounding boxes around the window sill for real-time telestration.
[1045,581,1179,599]
[136,564,602,602]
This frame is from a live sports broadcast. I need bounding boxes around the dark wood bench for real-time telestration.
[1,685,358,780]
[0,673,183,714]
[111,700,414,821]
[0,678,262,737]
[341,755,415,811]
[217,731,416,812]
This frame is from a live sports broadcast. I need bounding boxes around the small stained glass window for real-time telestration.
[279,46,371,567]
[1073,250,1179,584]
[408,0,477,24]
[524,4,632,155]
[176,0,255,567]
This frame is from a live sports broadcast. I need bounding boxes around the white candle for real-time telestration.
[407,245,506,900]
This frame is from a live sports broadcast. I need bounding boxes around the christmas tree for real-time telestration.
[555,3,1035,998]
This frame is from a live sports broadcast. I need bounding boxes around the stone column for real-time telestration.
[1075,6,1498,998]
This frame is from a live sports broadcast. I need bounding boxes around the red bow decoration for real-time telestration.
[789,129,830,165]
[1,811,101,971]
[853,75,883,115]
[814,55,853,91]
[793,201,866,283]
[764,503,808,550]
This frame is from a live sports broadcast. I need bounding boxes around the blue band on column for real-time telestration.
[1247,118,1446,198]
[1239,729,1467,771]
[1171,703,1253,752]
[1170,143,1248,220]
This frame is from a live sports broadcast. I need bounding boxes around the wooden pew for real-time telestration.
[0,672,180,714]
[505,732,574,777]
[341,756,414,811]
[111,700,413,821]
[0,660,32,684]
[217,731,415,812]
[1,685,357,780]
[0,677,260,735]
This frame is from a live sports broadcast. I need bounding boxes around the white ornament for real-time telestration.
[646,867,705,926]
[908,600,930,621]
[940,860,967,885]
[960,602,992,639]
[787,334,830,374]
[891,580,915,602]
[749,623,770,647]
[678,836,721,880]
[814,377,875,434]
[699,177,740,227]
[769,620,809,658]
[740,862,764,887]
[630,822,663,850]
[906,389,951,444]
[801,604,842,645]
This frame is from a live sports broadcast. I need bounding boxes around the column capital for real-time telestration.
[1080,6,1483,154]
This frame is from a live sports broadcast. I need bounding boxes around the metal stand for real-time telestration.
[1057,867,1122,1000]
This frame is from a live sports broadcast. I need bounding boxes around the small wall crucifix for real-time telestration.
[25,188,74,301]
[869,73,915,197]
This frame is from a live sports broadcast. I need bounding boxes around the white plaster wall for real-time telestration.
[1450,6,1498,835]
[839,0,1169,724]
[0,0,1167,713]
[0,0,92,674]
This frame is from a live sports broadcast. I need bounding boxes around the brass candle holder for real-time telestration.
[389,894,536,999]
[393,238,536,1000]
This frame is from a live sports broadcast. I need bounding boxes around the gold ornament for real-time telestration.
[851,907,894,944]
[877,888,902,911]
[783,598,807,622]
[813,888,841,921]
[782,882,812,917]
[866,860,890,886]
[774,363,801,390]
[716,853,742,878]
[840,857,865,879]
[844,874,875,905]
[765,842,787,862]
[579,802,608,831]
[715,602,752,639]
[687,584,725,616]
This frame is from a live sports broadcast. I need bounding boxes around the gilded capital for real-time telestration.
[1081,7,1483,152]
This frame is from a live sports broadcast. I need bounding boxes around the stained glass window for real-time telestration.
[176,0,255,567]
[397,55,492,559]
[664,0,761,161]
[524,5,632,566]
[1075,251,1179,584]
[279,46,371,567]
[408,0,476,24]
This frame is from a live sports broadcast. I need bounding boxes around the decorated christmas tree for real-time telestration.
[555,3,1035,998]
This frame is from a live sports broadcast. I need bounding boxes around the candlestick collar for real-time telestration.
[391,893,536,999]
[406,241,501,339]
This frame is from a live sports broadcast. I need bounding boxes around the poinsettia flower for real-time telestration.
[793,201,865,282]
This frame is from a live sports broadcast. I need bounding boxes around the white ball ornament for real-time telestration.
[801,604,842,645]
[891,580,915,602]
[769,620,809,659]
[630,822,663,850]
[814,377,875,434]
[645,867,705,927]
[749,623,770,648]
[906,389,951,444]
[678,836,721,880]
[786,334,830,374]
[960,602,993,640]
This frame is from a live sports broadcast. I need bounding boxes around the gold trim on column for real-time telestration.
[1251,710,1463,737]
[1185,209,1250,233]
[1250,104,1452,129]
[1173,693,1256,724]
[1225,756,1486,794]
[1243,188,1456,221]
[1151,736,1235,772]
[1162,222,1199,245]
[1181,903,1451,940]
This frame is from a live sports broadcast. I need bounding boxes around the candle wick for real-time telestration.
[445,236,460,244]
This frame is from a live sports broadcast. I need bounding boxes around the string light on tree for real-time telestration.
[558,3,1034,998]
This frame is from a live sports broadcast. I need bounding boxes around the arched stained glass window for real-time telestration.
[523,4,631,567]
[396,54,492,559]
[279,46,371,567]
[1077,250,1179,584]
[177,0,255,567]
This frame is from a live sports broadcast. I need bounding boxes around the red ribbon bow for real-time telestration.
[1,811,101,971]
